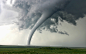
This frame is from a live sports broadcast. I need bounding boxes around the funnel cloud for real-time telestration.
[2,0,86,45]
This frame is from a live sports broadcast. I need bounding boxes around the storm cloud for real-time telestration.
[3,0,85,33]
[1,0,86,45]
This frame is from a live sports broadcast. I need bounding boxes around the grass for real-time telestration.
[0,46,86,54]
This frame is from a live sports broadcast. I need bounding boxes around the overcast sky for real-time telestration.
[0,0,86,47]
[0,14,86,47]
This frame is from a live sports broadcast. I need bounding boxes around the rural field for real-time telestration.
[0,45,86,54]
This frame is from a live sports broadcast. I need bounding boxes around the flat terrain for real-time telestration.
[0,45,86,54]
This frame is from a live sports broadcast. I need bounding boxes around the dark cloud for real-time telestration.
[58,31,69,36]
[39,0,86,34]
[65,0,86,19]
[3,0,86,35]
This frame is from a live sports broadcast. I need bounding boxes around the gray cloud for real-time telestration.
[2,0,86,45]
[7,0,86,31]
[58,31,69,36]
[65,0,86,19]
[5,0,70,32]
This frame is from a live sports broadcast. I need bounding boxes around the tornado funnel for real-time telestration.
[28,0,70,45]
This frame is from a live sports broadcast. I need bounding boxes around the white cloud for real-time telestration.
[0,24,30,45]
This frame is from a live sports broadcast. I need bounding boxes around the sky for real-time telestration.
[0,0,86,47]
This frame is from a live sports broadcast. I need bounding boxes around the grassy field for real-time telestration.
[0,46,86,54]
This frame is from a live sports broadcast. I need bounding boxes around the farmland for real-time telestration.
[0,45,86,54]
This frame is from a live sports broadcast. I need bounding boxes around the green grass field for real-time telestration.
[0,46,86,54]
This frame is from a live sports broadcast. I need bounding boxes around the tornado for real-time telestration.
[0,0,71,45]
[28,0,70,45]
